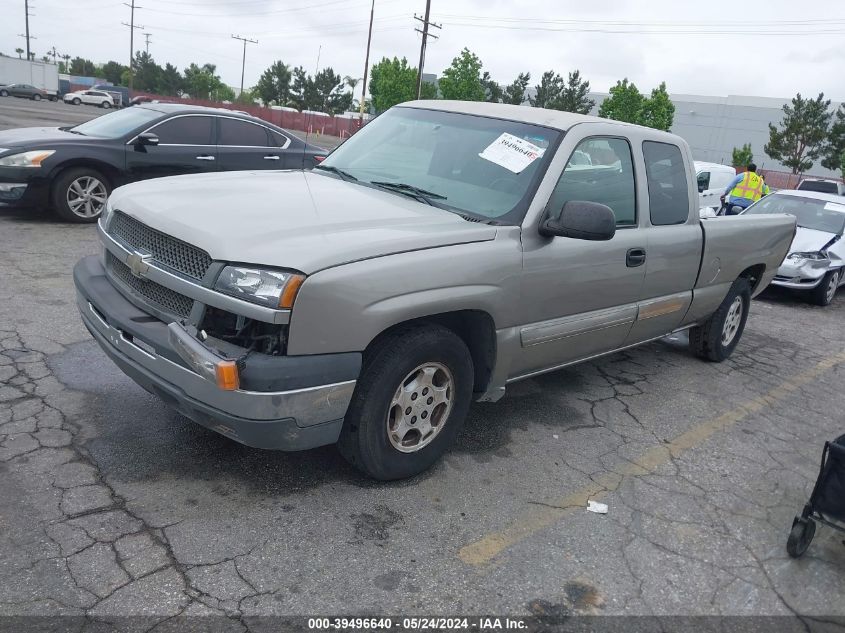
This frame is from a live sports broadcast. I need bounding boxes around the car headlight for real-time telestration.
[787,251,827,261]
[214,266,305,309]
[0,150,55,168]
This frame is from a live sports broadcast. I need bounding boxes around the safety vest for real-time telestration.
[730,171,764,202]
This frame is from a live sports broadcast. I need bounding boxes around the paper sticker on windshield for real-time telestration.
[825,202,845,213]
[479,133,546,174]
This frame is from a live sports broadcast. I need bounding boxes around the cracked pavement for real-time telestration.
[1,106,845,626]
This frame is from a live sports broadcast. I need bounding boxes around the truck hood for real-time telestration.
[789,225,840,254]
[107,170,498,274]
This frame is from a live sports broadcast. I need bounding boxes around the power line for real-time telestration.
[414,0,440,99]
[231,34,257,96]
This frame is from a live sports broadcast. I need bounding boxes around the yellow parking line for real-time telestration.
[458,349,845,567]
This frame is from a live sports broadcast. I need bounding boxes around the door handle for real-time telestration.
[626,248,646,268]
[196,155,215,161]
[263,155,281,161]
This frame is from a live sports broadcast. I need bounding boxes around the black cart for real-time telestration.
[787,433,845,557]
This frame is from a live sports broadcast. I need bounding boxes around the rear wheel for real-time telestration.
[338,324,474,480]
[33,93,42,101]
[52,167,111,223]
[786,516,816,558]
[72,97,81,105]
[101,101,111,109]
[810,269,840,306]
[689,278,751,362]
[0,89,8,97]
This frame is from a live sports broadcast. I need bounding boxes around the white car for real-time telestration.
[695,161,737,215]
[743,189,845,306]
[796,178,845,196]
[63,90,115,108]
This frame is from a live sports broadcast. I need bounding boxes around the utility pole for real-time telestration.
[358,0,374,119]
[231,34,257,96]
[23,0,33,61]
[143,32,151,54]
[414,0,440,99]
[122,0,143,91]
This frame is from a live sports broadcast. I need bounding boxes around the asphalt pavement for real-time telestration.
[1,98,844,628]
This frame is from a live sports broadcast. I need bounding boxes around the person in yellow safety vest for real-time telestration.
[720,163,767,214]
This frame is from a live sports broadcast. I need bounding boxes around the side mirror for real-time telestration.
[697,183,706,193]
[136,132,159,146]
[540,200,616,241]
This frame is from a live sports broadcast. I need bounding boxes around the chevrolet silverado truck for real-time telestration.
[73,101,796,480]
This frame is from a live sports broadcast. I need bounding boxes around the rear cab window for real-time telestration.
[643,141,690,226]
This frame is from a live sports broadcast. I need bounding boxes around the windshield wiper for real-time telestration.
[370,181,447,207]
[314,164,357,181]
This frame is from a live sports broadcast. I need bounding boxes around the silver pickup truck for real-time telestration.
[73,101,796,479]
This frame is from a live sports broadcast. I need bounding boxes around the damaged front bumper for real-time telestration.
[73,255,360,451]
[770,259,831,290]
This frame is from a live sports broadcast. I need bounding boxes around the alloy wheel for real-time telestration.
[66,176,107,219]
[826,272,839,303]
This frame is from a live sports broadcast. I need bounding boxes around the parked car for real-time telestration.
[743,189,845,305]
[92,84,129,107]
[796,178,845,196]
[695,161,737,215]
[1,83,53,101]
[63,89,116,108]
[0,104,327,222]
[72,101,796,479]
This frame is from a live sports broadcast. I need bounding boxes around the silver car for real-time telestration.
[744,189,845,305]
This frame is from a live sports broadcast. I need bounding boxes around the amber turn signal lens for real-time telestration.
[215,360,240,391]
[279,274,305,309]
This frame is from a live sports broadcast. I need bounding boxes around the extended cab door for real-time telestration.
[216,116,285,171]
[125,114,218,182]
[513,134,648,378]
[624,140,702,345]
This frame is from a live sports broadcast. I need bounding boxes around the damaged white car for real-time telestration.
[743,189,845,306]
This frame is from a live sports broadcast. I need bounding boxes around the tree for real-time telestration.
[438,48,485,102]
[481,71,502,103]
[288,66,308,110]
[731,143,754,168]
[822,105,845,173]
[183,63,226,100]
[214,84,236,102]
[598,78,644,124]
[529,71,563,109]
[368,57,418,113]
[131,52,161,92]
[558,70,594,114]
[841,150,845,181]
[41,55,50,63]
[235,89,256,105]
[638,82,675,131]
[255,61,292,106]
[156,63,183,96]
[69,57,96,76]
[101,61,127,86]
[502,72,530,105]
[15,48,23,59]
[765,92,832,174]
[311,67,352,114]
[419,80,437,100]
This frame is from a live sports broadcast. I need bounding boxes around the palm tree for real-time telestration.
[15,47,24,59]
[343,75,361,99]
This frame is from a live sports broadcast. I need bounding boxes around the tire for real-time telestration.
[33,93,42,101]
[809,269,840,306]
[101,101,111,109]
[786,516,816,558]
[0,89,8,97]
[689,277,751,362]
[338,324,474,480]
[51,167,111,223]
[49,95,57,102]
[72,97,81,105]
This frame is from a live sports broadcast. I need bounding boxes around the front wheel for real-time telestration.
[33,93,42,101]
[786,516,816,558]
[338,325,474,480]
[0,89,8,97]
[72,97,81,105]
[689,277,751,362]
[810,269,840,306]
[101,101,111,109]
[52,167,111,223]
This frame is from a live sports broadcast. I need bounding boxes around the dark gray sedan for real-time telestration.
[0,83,53,100]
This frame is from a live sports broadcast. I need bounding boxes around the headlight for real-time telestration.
[0,150,56,168]
[787,251,827,261]
[99,200,114,229]
[214,266,305,309]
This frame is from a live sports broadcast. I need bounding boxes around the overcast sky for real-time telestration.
[5,0,844,102]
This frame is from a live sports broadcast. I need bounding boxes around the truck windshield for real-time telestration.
[69,107,162,138]
[744,193,845,234]
[318,107,561,222]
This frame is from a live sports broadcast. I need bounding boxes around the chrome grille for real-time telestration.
[108,211,212,281]
[106,251,193,319]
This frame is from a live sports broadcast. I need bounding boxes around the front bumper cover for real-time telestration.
[73,255,360,451]
[770,259,831,290]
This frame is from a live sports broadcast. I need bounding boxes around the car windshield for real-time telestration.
[798,181,839,194]
[69,107,162,138]
[744,193,845,234]
[318,107,561,222]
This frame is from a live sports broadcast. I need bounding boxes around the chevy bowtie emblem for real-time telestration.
[126,252,151,278]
